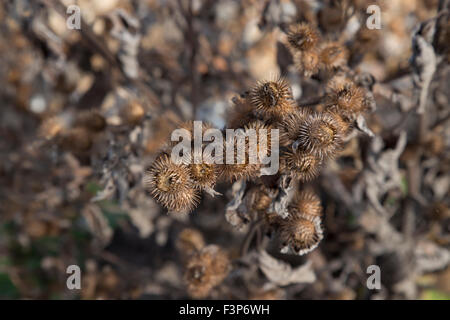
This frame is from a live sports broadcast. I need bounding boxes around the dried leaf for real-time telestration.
[269,174,295,218]
[225,180,250,231]
[258,250,316,286]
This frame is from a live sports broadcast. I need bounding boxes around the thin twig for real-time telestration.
[240,219,264,257]
[177,0,199,119]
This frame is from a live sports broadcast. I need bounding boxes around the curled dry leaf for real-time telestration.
[258,250,316,286]
[268,174,295,219]
[225,179,250,231]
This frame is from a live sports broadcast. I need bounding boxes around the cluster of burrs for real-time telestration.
[145,22,369,255]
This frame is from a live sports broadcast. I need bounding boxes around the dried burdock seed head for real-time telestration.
[326,78,366,119]
[180,149,221,195]
[319,42,349,70]
[121,100,145,125]
[294,50,320,77]
[280,150,322,182]
[176,228,205,257]
[279,212,323,255]
[244,119,272,132]
[326,73,351,89]
[184,245,230,298]
[289,190,323,218]
[185,264,209,298]
[75,110,106,132]
[58,127,93,152]
[227,95,256,129]
[286,23,320,52]
[144,153,200,213]
[280,107,311,147]
[294,112,343,159]
[218,122,272,182]
[325,110,352,136]
[246,186,273,213]
[189,162,218,191]
[249,78,294,119]
[244,120,273,153]
[219,162,260,182]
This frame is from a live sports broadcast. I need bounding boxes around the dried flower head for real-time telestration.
[279,212,323,255]
[219,121,272,182]
[219,161,260,182]
[189,161,219,191]
[244,119,272,133]
[326,79,366,119]
[184,245,230,298]
[280,107,311,147]
[280,150,322,182]
[325,110,352,136]
[319,42,349,70]
[286,23,320,52]
[293,112,343,159]
[244,120,273,154]
[176,228,205,257]
[294,50,320,77]
[289,190,323,218]
[246,186,273,213]
[249,78,294,119]
[227,95,256,129]
[144,153,200,212]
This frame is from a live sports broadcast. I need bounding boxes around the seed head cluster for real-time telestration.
[286,23,357,77]
[183,244,230,298]
[145,22,370,257]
